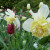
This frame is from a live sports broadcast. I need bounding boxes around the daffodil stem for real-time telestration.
[36,39,40,43]
[20,17,22,35]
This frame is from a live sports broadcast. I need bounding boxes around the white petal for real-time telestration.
[7,9,15,17]
[39,2,43,8]
[38,4,49,18]
[33,29,36,33]
[29,10,40,20]
[29,10,34,16]
[41,23,47,26]
[0,13,4,16]
[4,15,9,20]
[22,18,33,32]
[5,11,10,15]
[48,29,50,34]
[0,17,2,19]
[13,17,20,26]
[46,17,50,23]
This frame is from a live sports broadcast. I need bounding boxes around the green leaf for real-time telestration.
[0,36,7,48]
[47,47,50,50]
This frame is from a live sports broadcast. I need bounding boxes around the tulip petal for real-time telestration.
[38,4,49,18]
[22,18,33,32]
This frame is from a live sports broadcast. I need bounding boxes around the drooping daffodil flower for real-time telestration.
[22,3,50,38]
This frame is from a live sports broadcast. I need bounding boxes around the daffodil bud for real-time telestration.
[0,9,2,12]
[39,2,43,8]
[21,16,27,20]
[27,4,30,9]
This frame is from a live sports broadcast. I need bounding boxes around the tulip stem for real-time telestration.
[10,35,12,44]
[15,35,16,45]
[14,33,16,45]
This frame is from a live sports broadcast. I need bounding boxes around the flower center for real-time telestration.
[5,17,15,24]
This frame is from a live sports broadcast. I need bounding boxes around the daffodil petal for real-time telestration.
[5,11,10,15]
[48,29,50,34]
[29,10,40,20]
[4,15,9,20]
[0,17,2,19]
[13,17,20,26]
[39,2,43,8]
[46,17,50,23]
[22,18,33,32]
[29,10,34,16]
[7,9,15,17]
[38,4,49,18]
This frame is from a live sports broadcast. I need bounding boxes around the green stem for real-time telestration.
[13,33,16,45]
[10,35,12,44]
[20,17,22,35]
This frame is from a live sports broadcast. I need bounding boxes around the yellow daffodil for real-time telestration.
[5,9,15,24]
[22,3,50,38]
[5,16,15,24]
[4,9,20,26]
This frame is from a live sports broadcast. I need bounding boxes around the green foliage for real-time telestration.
[47,47,50,50]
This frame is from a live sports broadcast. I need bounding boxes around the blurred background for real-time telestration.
[0,0,50,11]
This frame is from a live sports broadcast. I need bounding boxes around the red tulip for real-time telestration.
[7,24,15,34]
